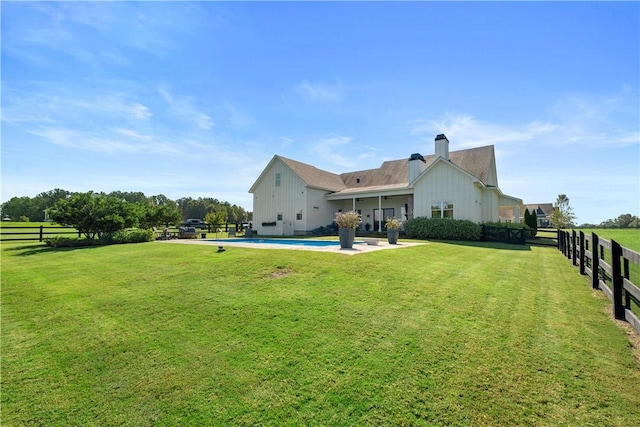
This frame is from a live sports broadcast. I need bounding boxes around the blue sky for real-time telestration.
[2,1,638,225]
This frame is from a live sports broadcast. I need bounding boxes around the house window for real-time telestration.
[275,173,281,187]
[431,203,441,218]
[277,213,283,221]
[432,201,454,219]
[444,202,454,218]
[296,211,302,220]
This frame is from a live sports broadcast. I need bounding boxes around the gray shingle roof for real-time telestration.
[277,156,346,191]
[525,203,555,217]
[275,145,495,193]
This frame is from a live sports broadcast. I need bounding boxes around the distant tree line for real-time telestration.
[545,194,638,229]
[579,214,640,229]
[0,188,251,225]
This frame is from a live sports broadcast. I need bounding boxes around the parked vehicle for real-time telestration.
[181,219,208,228]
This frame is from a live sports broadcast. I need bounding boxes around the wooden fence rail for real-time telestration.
[0,225,81,242]
[559,230,640,334]
[0,224,238,243]
[481,225,527,245]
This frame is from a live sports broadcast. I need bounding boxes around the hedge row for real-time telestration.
[404,217,482,241]
[45,229,155,248]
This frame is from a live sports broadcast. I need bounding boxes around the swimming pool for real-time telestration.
[207,238,361,247]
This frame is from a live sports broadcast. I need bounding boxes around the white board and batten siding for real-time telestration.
[304,187,334,234]
[251,158,308,235]
[412,161,485,222]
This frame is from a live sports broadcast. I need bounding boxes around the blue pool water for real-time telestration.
[207,238,359,247]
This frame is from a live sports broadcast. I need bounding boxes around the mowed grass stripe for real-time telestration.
[2,241,639,426]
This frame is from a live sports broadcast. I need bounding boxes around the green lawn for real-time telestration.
[2,240,639,426]
[575,228,640,252]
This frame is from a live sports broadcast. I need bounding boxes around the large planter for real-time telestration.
[339,228,356,249]
[387,229,399,244]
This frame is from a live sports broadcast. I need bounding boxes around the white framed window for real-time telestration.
[431,201,454,219]
[296,211,302,220]
[277,213,283,221]
[275,173,281,187]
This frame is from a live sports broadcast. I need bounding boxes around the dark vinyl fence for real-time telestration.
[481,225,527,245]
[0,225,80,242]
[528,227,560,247]
[559,230,640,334]
[0,223,241,242]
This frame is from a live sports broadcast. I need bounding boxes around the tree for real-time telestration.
[614,213,637,228]
[50,192,137,239]
[138,203,181,229]
[523,208,538,236]
[549,194,576,229]
[1,196,38,221]
[205,207,227,228]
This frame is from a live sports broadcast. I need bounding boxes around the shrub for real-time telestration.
[335,211,360,229]
[404,217,482,241]
[311,223,338,236]
[45,237,101,248]
[105,229,155,244]
[45,229,154,247]
[385,217,402,230]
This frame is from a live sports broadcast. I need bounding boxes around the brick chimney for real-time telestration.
[435,134,449,160]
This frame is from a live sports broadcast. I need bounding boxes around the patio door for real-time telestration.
[373,208,394,230]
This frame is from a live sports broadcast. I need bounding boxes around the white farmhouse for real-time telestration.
[249,134,523,236]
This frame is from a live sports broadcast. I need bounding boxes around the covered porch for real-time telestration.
[498,195,524,223]
[326,186,414,232]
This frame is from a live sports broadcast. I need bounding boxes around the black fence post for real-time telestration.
[592,233,600,289]
[624,258,631,309]
[558,230,563,253]
[572,230,577,266]
[579,231,586,275]
[611,240,624,320]
[39,225,44,242]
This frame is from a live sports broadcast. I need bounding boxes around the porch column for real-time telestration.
[514,204,521,223]
[352,197,356,212]
[378,195,382,232]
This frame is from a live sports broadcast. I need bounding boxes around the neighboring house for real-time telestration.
[524,203,556,227]
[249,134,523,236]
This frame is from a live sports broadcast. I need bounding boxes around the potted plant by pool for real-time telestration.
[335,211,360,249]
[385,217,401,244]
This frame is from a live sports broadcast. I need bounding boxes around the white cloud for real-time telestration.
[293,79,344,102]
[157,85,214,130]
[410,114,560,150]
[311,135,354,167]
[221,99,252,128]
[280,137,294,147]
[30,127,180,156]
[309,134,378,170]
[411,90,639,151]
[130,103,153,120]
